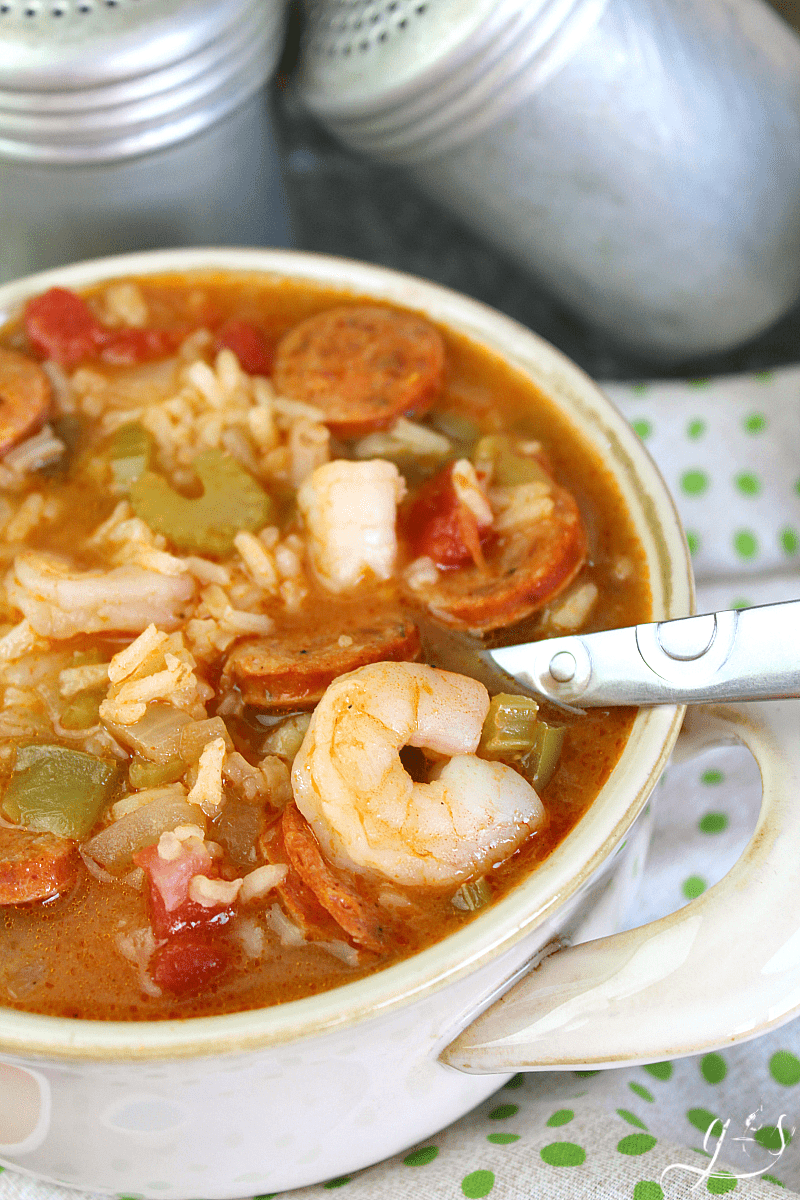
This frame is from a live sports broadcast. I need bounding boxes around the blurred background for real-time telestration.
[1,0,800,382]
[271,0,800,381]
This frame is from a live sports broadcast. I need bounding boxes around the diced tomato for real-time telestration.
[99,326,186,366]
[24,288,106,368]
[215,319,274,375]
[134,841,213,913]
[403,463,494,568]
[151,931,229,995]
[147,886,234,940]
[135,841,235,940]
[24,286,186,368]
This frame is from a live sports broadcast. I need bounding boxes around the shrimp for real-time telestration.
[0,347,52,456]
[297,458,406,593]
[7,551,195,639]
[291,661,545,887]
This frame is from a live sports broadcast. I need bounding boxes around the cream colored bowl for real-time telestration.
[0,249,794,1199]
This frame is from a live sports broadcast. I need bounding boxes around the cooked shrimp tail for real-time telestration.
[7,551,195,638]
[292,661,545,887]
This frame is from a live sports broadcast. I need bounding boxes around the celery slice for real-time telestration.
[520,721,566,792]
[452,877,492,911]
[3,743,118,840]
[129,449,273,556]
[60,690,103,730]
[478,693,565,792]
[473,434,550,486]
[110,422,153,490]
[478,693,541,759]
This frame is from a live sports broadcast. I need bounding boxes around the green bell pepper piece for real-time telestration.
[3,743,119,840]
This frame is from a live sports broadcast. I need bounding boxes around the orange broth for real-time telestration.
[0,273,650,1019]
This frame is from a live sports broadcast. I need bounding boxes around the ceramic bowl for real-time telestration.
[0,248,794,1199]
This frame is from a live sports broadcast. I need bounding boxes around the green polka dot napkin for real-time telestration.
[1,368,799,1200]
[603,369,800,584]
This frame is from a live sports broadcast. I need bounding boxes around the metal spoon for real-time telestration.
[482,599,800,708]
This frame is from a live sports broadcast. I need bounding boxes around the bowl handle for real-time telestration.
[440,700,800,1072]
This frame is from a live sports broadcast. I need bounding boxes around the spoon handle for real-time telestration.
[485,599,800,707]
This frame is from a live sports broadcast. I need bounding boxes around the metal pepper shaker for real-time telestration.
[0,0,292,285]
[298,0,800,362]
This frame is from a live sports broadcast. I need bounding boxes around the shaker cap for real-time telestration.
[298,0,596,161]
[0,0,285,161]
[300,0,500,113]
[0,0,253,88]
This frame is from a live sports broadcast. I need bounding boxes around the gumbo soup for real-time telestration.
[0,273,650,1020]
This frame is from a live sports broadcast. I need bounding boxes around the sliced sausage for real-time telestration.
[258,819,343,942]
[225,608,421,712]
[273,306,445,438]
[0,825,79,905]
[402,482,587,632]
[0,347,52,456]
[281,804,390,953]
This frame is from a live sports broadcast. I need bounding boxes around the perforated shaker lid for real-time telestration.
[0,0,285,162]
[1,0,255,87]
[298,0,602,162]
[299,0,501,114]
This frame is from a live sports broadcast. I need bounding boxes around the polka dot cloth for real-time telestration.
[604,368,800,582]
[2,377,800,1200]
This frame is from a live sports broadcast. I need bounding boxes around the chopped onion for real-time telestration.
[179,716,233,762]
[79,847,117,884]
[82,795,201,874]
[265,902,305,947]
[102,703,192,762]
[123,866,146,891]
[317,939,360,968]
[260,713,311,763]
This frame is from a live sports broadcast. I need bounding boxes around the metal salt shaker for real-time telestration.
[298,0,800,362]
[0,0,292,285]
